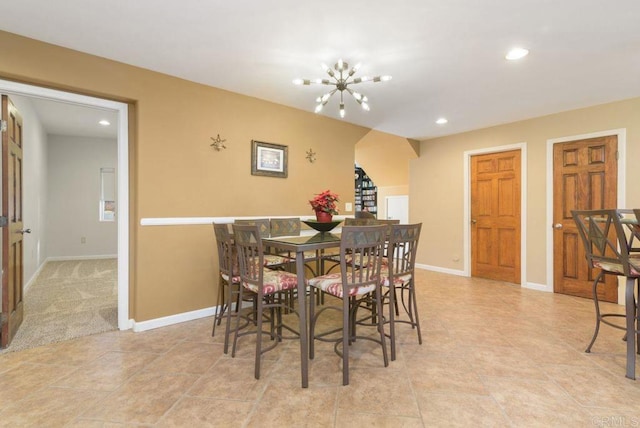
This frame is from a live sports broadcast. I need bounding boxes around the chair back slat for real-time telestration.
[387,223,422,278]
[235,218,270,238]
[232,223,265,290]
[270,217,301,237]
[340,225,387,294]
[213,223,236,278]
[572,209,640,277]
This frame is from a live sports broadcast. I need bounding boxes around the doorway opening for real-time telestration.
[0,79,130,336]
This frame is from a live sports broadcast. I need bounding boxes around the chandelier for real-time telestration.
[293,59,391,118]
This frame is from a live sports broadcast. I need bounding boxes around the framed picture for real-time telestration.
[251,140,288,178]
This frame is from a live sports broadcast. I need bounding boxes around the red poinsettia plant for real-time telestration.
[309,190,339,214]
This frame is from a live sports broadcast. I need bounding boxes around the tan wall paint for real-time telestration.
[355,129,418,186]
[355,130,418,216]
[411,97,640,285]
[0,31,371,321]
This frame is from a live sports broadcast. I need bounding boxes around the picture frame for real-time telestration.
[251,140,288,178]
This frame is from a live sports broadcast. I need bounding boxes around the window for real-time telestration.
[100,167,116,222]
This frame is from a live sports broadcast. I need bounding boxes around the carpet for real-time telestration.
[0,258,118,353]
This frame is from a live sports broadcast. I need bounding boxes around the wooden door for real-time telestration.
[1,95,25,348]
[471,150,521,283]
[553,136,617,301]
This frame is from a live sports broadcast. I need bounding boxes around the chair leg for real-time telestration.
[625,277,636,380]
[212,278,226,337]
[409,279,422,345]
[375,286,389,368]
[342,297,350,386]
[585,272,605,353]
[309,287,317,359]
[387,285,397,361]
[255,293,264,380]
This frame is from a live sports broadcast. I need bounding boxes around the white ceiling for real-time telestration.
[2,0,640,140]
[27,97,118,139]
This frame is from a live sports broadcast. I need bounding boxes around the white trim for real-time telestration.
[140,214,352,227]
[463,143,528,285]
[46,255,118,261]
[133,306,216,332]
[0,78,130,330]
[546,128,626,302]
[523,282,551,292]
[415,263,465,277]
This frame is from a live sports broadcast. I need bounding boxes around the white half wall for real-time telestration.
[10,95,48,287]
[46,134,117,258]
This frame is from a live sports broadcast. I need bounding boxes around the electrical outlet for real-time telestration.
[345,202,353,211]
[81,236,86,244]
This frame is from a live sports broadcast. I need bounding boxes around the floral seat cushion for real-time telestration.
[379,266,412,287]
[593,257,640,276]
[220,272,241,283]
[242,269,298,295]
[263,254,292,267]
[307,272,377,298]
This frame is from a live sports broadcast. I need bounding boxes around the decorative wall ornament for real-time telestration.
[306,148,317,163]
[210,134,227,151]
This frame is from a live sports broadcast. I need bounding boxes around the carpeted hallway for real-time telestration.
[1,258,118,353]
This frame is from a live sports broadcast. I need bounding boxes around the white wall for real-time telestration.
[10,95,48,287]
[46,134,117,258]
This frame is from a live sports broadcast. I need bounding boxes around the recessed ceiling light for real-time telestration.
[436,118,448,125]
[98,120,111,126]
[505,47,529,60]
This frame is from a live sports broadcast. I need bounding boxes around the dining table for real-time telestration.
[262,231,342,388]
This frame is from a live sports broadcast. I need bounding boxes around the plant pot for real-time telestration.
[315,210,333,223]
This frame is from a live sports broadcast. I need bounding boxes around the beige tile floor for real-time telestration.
[1,269,639,427]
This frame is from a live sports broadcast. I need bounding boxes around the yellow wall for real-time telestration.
[355,129,418,215]
[0,30,371,321]
[411,97,640,285]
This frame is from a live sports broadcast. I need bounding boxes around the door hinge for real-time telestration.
[0,119,6,133]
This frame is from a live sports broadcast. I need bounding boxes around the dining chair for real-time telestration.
[308,224,389,385]
[380,223,422,361]
[572,209,640,380]
[211,223,256,354]
[235,218,290,269]
[231,223,301,380]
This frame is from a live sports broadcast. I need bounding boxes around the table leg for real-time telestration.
[296,252,309,388]
[625,277,636,380]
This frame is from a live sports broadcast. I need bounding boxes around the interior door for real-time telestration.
[1,95,25,348]
[553,135,617,301]
[471,149,521,284]
[386,195,409,224]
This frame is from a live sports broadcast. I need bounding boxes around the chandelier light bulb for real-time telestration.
[294,59,391,117]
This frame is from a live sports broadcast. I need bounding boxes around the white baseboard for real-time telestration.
[132,306,217,332]
[24,260,48,293]
[416,263,466,277]
[523,282,552,292]
[46,254,118,261]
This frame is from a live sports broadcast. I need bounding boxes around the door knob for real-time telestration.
[553,223,563,229]
[17,228,31,234]
[471,219,477,224]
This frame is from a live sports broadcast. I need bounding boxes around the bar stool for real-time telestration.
[231,223,301,380]
[211,223,256,354]
[380,223,422,361]
[572,209,640,379]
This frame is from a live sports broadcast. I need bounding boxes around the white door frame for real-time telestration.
[545,128,626,302]
[463,143,527,287]
[0,79,130,330]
